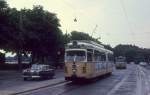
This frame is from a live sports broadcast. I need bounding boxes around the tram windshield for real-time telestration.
[65,50,86,62]
[116,57,126,62]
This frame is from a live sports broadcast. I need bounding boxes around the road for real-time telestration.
[0,69,64,91]
[1,64,150,95]
[19,64,139,95]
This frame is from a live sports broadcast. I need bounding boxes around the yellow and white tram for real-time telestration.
[64,40,114,81]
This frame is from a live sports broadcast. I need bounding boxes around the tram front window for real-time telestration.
[65,51,86,62]
[117,58,125,62]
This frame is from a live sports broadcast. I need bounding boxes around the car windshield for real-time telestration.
[31,65,43,70]
[65,50,86,62]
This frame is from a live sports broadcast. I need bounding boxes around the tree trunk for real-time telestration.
[31,52,35,64]
[17,51,22,71]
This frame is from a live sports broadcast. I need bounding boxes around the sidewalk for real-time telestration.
[0,78,65,95]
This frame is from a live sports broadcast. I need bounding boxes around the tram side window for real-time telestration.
[94,50,101,61]
[108,54,114,61]
[101,53,106,61]
[87,52,92,61]
[94,51,106,61]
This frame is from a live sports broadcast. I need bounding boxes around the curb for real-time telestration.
[10,80,66,95]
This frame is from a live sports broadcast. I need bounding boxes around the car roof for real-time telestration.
[32,64,49,67]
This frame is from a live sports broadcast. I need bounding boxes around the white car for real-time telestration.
[22,64,55,80]
[130,62,135,64]
[139,62,147,66]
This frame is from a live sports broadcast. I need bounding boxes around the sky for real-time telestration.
[6,0,150,48]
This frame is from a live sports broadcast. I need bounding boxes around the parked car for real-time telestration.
[22,64,55,80]
[130,62,135,64]
[139,62,147,66]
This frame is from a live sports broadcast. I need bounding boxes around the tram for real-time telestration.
[64,40,114,81]
[115,56,127,69]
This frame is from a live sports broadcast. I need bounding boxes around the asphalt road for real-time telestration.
[20,64,138,95]
[0,69,64,91]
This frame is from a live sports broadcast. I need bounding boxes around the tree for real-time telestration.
[63,32,71,45]
[70,31,101,44]
[0,0,9,49]
[113,44,150,63]
[21,6,64,64]
[71,31,92,40]
[103,44,113,51]
[0,2,64,69]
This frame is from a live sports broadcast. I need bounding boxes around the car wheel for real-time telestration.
[47,76,52,79]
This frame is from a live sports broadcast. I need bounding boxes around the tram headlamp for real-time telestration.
[72,69,76,72]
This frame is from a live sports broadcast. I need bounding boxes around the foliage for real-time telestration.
[71,31,93,41]
[20,6,64,63]
[114,44,150,63]
[0,0,10,49]
[0,1,64,68]
[65,31,101,44]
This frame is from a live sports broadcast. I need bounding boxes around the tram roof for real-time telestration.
[66,40,113,54]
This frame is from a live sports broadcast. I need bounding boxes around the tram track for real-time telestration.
[20,74,123,95]
[54,83,84,95]
[19,80,99,95]
[12,81,71,95]
[137,65,150,95]
[44,78,108,95]
[17,77,108,95]
[15,80,95,95]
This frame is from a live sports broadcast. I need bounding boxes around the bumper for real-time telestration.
[65,76,87,81]
[23,75,41,78]
[115,65,126,69]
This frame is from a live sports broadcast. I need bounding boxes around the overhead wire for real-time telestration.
[120,0,136,45]
[60,0,102,41]
[60,0,78,21]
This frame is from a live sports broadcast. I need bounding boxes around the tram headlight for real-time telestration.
[82,67,86,73]
[72,69,76,72]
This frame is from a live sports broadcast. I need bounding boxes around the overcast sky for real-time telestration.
[6,0,150,48]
